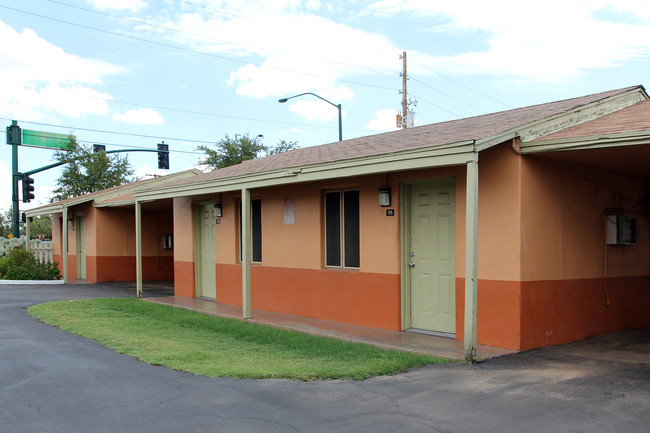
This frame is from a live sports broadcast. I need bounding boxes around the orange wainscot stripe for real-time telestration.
[455,278,522,351]
[88,256,174,282]
[205,264,402,330]
[173,260,196,298]
[520,276,650,350]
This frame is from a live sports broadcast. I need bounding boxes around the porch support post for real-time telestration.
[241,188,251,319]
[135,200,143,298]
[464,156,479,362]
[62,207,69,284]
[25,218,30,251]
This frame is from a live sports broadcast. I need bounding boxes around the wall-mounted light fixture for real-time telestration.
[214,203,222,218]
[378,188,391,207]
[68,218,74,227]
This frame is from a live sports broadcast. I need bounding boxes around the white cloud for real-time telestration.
[366,109,400,131]
[0,161,11,213]
[149,7,403,106]
[0,20,122,121]
[367,0,650,83]
[85,0,147,12]
[113,108,164,125]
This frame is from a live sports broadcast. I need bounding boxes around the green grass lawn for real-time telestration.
[29,298,449,380]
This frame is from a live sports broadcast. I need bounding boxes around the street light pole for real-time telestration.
[278,92,342,141]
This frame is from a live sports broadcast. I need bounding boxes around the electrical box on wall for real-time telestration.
[606,215,637,245]
[162,235,173,250]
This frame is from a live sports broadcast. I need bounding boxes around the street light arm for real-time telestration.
[278,92,339,109]
[278,92,342,141]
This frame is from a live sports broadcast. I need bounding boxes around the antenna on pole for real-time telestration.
[402,51,407,129]
[397,52,416,129]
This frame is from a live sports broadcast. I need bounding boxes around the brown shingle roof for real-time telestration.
[155,85,646,189]
[532,100,650,141]
[27,169,202,214]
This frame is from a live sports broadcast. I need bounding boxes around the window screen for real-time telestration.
[239,199,262,262]
[325,192,341,267]
[343,190,360,268]
[325,190,359,268]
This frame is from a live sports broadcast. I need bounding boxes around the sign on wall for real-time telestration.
[283,198,295,224]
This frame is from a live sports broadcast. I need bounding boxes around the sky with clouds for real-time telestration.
[1,0,649,211]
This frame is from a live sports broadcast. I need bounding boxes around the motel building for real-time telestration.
[27,86,650,360]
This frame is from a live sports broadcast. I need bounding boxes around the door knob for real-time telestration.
[409,261,415,268]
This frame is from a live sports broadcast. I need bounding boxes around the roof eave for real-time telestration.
[520,129,650,154]
[475,86,648,152]
[136,140,477,202]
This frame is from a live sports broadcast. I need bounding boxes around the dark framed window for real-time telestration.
[239,198,262,263]
[325,190,359,268]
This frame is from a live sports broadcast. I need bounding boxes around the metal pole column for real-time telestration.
[464,156,479,362]
[135,200,143,298]
[241,188,251,319]
[62,207,69,284]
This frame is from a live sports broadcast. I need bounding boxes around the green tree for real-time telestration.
[51,137,134,202]
[198,134,299,170]
[0,209,24,237]
[267,139,299,156]
[28,215,52,239]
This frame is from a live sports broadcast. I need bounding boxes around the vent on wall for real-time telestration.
[606,215,637,245]
[162,235,173,250]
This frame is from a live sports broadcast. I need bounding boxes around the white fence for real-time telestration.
[29,240,54,264]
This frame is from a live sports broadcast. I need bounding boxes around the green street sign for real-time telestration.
[22,130,72,149]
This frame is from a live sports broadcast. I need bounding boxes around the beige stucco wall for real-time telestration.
[520,154,649,281]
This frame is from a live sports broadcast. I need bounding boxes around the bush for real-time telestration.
[0,236,26,257]
[0,247,61,280]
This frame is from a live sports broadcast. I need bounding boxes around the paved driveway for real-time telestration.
[1,284,649,432]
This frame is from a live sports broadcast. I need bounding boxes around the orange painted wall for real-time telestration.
[456,278,522,350]
[50,203,174,282]
[173,197,195,297]
[52,253,77,280]
[518,154,650,349]
[450,144,524,349]
[212,264,401,329]
[85,256,174,282]
[169,141,648,351]
[520,276,650,350]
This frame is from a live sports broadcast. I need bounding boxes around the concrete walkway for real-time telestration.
[144,296,515,361]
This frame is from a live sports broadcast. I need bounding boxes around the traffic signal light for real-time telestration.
[93,144,106,153]
[157,142,169,170]
[22,174,35,203]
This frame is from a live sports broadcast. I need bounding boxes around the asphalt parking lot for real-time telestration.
[1,283,649,433]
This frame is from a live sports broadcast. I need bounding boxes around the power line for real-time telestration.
[409,57,513,109]
[0,4,399,93]
[408,93,462,118]
[45,0,402,77]
[410,77,489,114]
[0,83,371,134]
[76,139,204,155]
[0,117,217,145]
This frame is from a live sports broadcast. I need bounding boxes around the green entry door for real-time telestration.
[75,215,86,280]
[408,179,456,334]
[199,204,216,299]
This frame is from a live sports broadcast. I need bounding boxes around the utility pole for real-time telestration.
[7,121,21,238]
[402,51,408,129]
